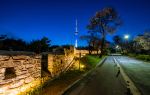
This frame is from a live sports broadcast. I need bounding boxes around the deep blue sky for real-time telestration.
[0,0,150,46]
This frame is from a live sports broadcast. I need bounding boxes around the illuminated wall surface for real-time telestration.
[0,52,41,95]
[75,49,101,57]
[0,48,89,95]
[47,53,74,77]
[47,47,75,77]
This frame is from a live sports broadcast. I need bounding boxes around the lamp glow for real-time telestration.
[124,35,129,39]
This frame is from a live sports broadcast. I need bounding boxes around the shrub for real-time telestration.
[128,53,150,62]
[136,55,150,61]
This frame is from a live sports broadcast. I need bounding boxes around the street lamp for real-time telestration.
[124,34,129,40]
[116,45,119,49]
[124,34,130,54]
[115,45,119,53]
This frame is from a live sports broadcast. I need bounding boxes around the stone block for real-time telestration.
[35,67,41,70]
[16,66,26,70]
[34,55,41,59]
[0,62,4,68]
[36,63,40,66]
[13,55,30,60]
[16,74,29,80]
[0,85,8,94]
[28,59,34,64]
[15,70,28,76]
[0,54,41,94]
[32,73,40,78]
[0,56,9,61]
[3,62,14,68]
[0,68,5,74]
[25,64,34,69]
[0,79,12,85]
[28,68,35,73]
[24,77,34,84]
[0,76,4,80]
[9,79,24,89]
[23,61,30,65]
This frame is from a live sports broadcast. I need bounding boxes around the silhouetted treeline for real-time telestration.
[0,35,51,53]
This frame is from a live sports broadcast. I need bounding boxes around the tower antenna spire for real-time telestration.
[75,19,78,33]
[75,19,78,48]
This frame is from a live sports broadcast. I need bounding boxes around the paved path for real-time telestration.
[114,56,150,95]
[64,56,127,95]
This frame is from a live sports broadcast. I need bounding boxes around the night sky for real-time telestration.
[0,0,150,46]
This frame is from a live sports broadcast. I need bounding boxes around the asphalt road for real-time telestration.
[64,56,127,95]
[114,56,150,95]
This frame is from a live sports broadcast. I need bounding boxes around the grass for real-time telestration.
[40,55,103,95]
[25,54,104,95]
[80,54,102,68]
[41,70,85,95]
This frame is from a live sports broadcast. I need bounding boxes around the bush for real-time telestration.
[135,55,150,61]
[128,53,150,62]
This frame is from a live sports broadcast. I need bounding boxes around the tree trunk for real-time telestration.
[97,49,99,55]
[100,37,104,57]
[88,44,91,55]
[99,27,105,58]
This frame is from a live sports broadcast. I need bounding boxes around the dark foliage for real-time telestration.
[28,37,51,53]
[0,35,51,53]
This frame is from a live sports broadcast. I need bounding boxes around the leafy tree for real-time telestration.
[113,35,122,45]
[0,35,27,51]
[113,35,123,52]
[87,7,122,57]
[134,31,150,54]
[0,35,7,49]
[28,37,51,53]
[0,34,51,53]
[80,33,101,55]
[29,40,41,53]
[40,37,51,52]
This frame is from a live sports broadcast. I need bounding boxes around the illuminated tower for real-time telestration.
[75,19,78,48]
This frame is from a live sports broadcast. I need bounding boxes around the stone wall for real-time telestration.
[0,48,74,95]
[0,53,41,95]
[41,47,75,77]
[75,49,101,57]
[47,53,74,77]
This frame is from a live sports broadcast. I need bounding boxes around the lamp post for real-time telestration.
[115,45,119,53]
[124,34,130,54]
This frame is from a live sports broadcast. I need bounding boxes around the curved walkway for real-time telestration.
[115,56,150,95]
[64,56,127,95]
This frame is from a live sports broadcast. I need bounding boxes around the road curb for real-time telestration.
[61,56,107,95]
[113,57,141,95]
